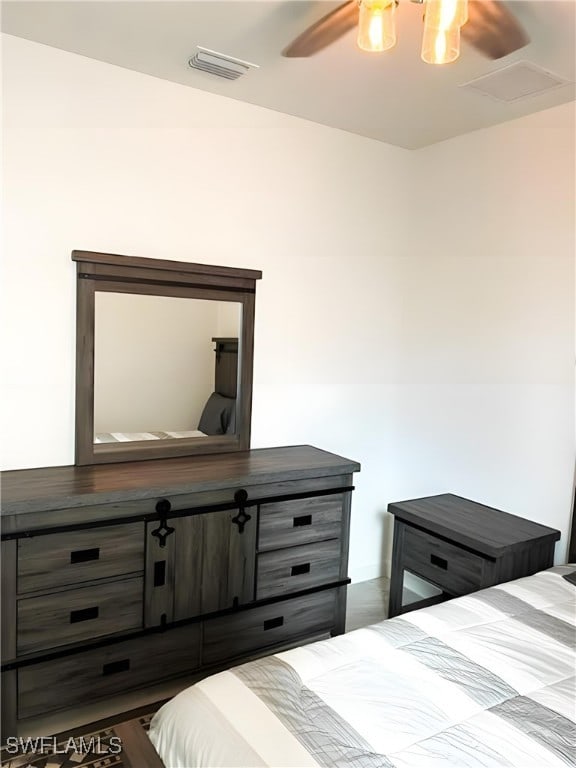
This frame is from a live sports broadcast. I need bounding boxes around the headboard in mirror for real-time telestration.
[73,250,262,465]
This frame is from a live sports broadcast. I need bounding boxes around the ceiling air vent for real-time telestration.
[460,61,570,102]
[188,47,259,81]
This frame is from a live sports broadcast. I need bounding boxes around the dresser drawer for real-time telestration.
[256,538,341,600]
[258,495,343,551]
[17,577,143,655]
[403,525,485,596]
[18,623,201,719]
[203,590,336,665]
[17,523,144,594]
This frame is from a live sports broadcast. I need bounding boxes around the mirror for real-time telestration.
[74,250,261,465]
[94,293,241,443]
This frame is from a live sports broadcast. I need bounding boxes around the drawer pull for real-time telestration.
[70,548,100,564]
[154,560,166,587]
[70,606,99,623]
[102,659,130,676]
[291,563,311,576]
[293,515,312,527]
[263,616,284,631]
[430,554,448,570]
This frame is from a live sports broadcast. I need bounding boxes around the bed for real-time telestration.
[141,565,575,768]
[94,430,206,443]
[95,390,236,443]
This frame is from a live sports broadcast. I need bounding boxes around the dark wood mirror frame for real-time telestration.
[73,250,262,466]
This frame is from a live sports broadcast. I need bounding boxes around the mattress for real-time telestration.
[149,566,576,768]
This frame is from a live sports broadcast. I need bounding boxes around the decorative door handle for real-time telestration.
[151,499,175,547]
[232,489,251,534]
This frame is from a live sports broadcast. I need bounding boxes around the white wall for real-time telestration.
[94,293,225,433]
[1,34,574,579]
[404,103,575,565]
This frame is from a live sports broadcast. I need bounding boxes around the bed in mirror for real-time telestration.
[73,250,262,465]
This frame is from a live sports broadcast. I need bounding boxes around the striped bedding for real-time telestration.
[94,430,205,443]
[149,567,576,768]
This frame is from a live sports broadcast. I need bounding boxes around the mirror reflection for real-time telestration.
[93,292,241,444]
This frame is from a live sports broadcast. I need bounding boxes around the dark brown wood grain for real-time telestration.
[17,523,144,593]
[1,446,360,516]
[238,292,255,451]
[402,524,485,596]
[1,541,17,737]
[1,541,16,663]
[18,623,201,719]
[202,589,337,665]
[72,250,262,282]
[17,577,143,655]
[1,669,17,740]
[569,484,576,564]
[388,494,561,618]
[257,538,341,600]
[1,475,355,536]
[201,509,256,614]
[388,493,560,557]
[173,515,203,621]
[72,251,261,466]
[81,262,256,292]
[75,275,95,466]
[144,521,176,627]
[258,494,344,551]
[2,446,359,730]
[334,486,353,634]
[388,518,406,619]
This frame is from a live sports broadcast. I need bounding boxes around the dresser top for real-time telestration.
[388,493,560,558]
[0,445,360,516]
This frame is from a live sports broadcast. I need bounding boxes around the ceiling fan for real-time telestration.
[282,0,529,65]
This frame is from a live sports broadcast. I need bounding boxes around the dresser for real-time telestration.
[388,493,560,617]
[0,445,360,734]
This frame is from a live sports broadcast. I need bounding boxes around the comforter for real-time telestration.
[149,567,576,767]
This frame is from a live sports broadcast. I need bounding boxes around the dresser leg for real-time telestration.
[1,670,17,743]
[333,585,348,635]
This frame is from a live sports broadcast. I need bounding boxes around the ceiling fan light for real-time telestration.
[421,24,461,64]
[357,0,396,53]
[423,0,468,32]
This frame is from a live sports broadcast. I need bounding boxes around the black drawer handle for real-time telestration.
[70,606,99,623]
[293,515,312,527]
[263,616,284,631]
[70,548,100,564]
[430,554,448,570]
[102,659,130,676]
[291,563,311,576]
[154,560,167,587]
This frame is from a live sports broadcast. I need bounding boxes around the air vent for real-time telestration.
[460,61,570,102]
[188,47,259,81]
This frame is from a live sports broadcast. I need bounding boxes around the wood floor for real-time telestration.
[346,576,390,631]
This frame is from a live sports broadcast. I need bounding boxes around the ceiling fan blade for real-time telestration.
[282,1,359,57]
[462,0,529,59]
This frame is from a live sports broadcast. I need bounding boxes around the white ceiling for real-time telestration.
[2,0,575,149]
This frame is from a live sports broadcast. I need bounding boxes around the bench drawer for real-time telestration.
[403,525,486,596]
[257,538,341,600]
[18,623,201,719]
[203,590,336,665]
[17,577,143,655]
[18,523,144,594]
[258,495,343,551]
